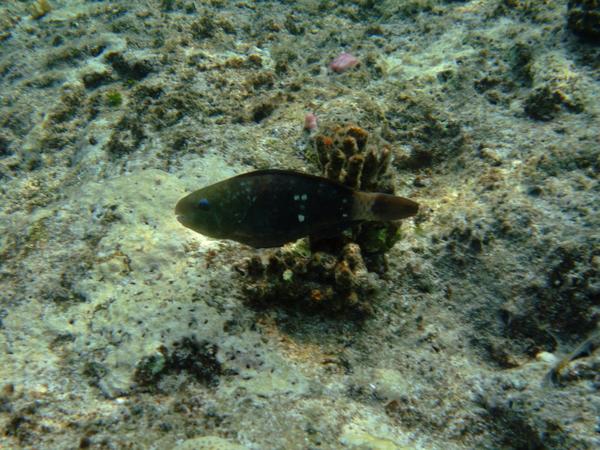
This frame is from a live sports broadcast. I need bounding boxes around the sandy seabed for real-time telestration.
[0,1,598,449]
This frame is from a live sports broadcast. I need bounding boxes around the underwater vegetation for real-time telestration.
[104,90,123,108]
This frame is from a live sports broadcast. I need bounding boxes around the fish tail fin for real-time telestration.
[353,192,419,221]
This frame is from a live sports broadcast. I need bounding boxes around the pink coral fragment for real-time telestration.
[304,113,318,131]
[330,52,359,73]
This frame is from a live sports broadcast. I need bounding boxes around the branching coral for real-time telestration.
[240,241,377,318]
[238,124,412,317]
[311,124,402,268]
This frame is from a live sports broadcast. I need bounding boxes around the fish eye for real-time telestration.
[198,198,210,210]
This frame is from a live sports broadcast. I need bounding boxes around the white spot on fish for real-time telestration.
[298,214,305,222]
[342,213,348,218]
[294,195,299,201]
[301,194,307,201]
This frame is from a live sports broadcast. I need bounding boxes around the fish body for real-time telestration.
[175,169,418,248]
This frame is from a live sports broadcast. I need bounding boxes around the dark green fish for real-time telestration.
[175,169,419,248]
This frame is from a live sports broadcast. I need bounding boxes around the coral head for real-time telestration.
[330,52,359,73]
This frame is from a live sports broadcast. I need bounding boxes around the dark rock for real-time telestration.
[567,0,600,42]
[134,338,222,389]
[105,52,153,80]
[524,85,584,121]
[0,133,12,157]
[105,114,145,157]
[82,70,112,89]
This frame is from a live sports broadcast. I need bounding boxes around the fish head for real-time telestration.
[175,188,225,238]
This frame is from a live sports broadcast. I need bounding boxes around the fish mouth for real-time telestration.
[175,198,184,215]
[175,212,195,232]
[175,198,188,225]
[175,210,190,227]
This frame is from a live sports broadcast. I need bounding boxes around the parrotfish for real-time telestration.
[175,169,419,248]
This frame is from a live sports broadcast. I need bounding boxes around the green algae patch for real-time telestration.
[105,89,123,107]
